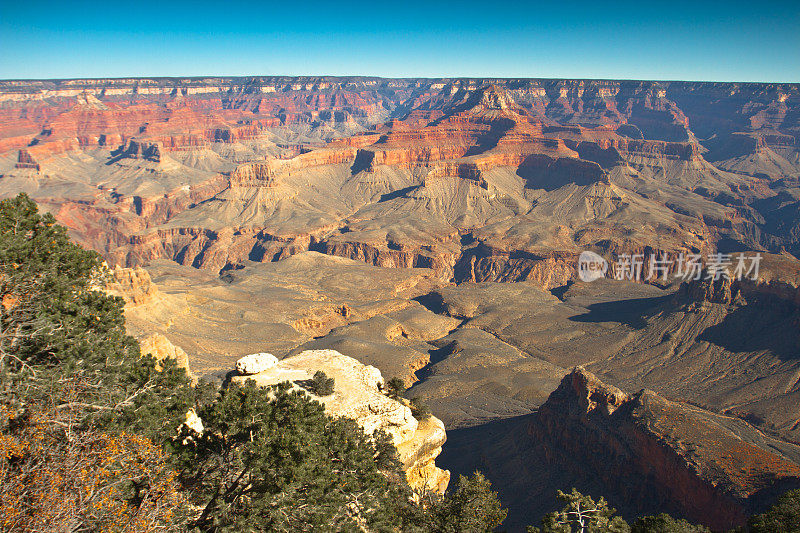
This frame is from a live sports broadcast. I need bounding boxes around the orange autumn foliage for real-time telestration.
[0,405,183,532]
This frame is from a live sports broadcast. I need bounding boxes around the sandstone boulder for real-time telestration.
[235,352,279,375]
[177,408,204,445]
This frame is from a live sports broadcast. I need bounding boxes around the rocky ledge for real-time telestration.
[229,349,450,494]
[534,367,800,530]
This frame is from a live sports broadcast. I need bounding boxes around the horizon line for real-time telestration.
[1,74,799,85]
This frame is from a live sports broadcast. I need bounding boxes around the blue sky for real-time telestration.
[0,0,798,81]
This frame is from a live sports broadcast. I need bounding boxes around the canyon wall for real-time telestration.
[532,368,800,530]
[1,76,798,286]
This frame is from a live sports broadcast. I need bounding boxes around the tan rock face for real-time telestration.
[138,332,192,376]
[105,265,161,307]
[230,349,450,494]
[396,416,450,495]
[103,267,193,377]
[183,408,204,434]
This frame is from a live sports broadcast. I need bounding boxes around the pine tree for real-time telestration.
[529,488,630,533]
[386,377,406,399]
[631,513,709,532]
[424,472,508,532]
[410,396,432,420]
[0,193,194,438]
[308,369,335,396]
[748,488,800,533]
[0,193,194,530]
[176,379,416,532]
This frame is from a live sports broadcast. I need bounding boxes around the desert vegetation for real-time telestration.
[307,369,335,396]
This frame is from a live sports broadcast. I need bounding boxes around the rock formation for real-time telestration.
[139,332,192,376]
[105,265,163,307]
[104,266,193,377]
[229,349,450,494]
[440,367,800,530]
[531,368,800,530]
[117,139,162,162]
[235,352,279,375]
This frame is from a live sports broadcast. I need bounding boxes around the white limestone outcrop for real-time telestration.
[235,352,279,375]
[230,349,450,494]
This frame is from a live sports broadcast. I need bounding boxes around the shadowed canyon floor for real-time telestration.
[3,76,800,530]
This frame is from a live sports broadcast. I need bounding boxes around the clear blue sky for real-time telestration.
[1,0,798,82]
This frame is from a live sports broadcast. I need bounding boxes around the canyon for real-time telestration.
[2,76,800,530]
